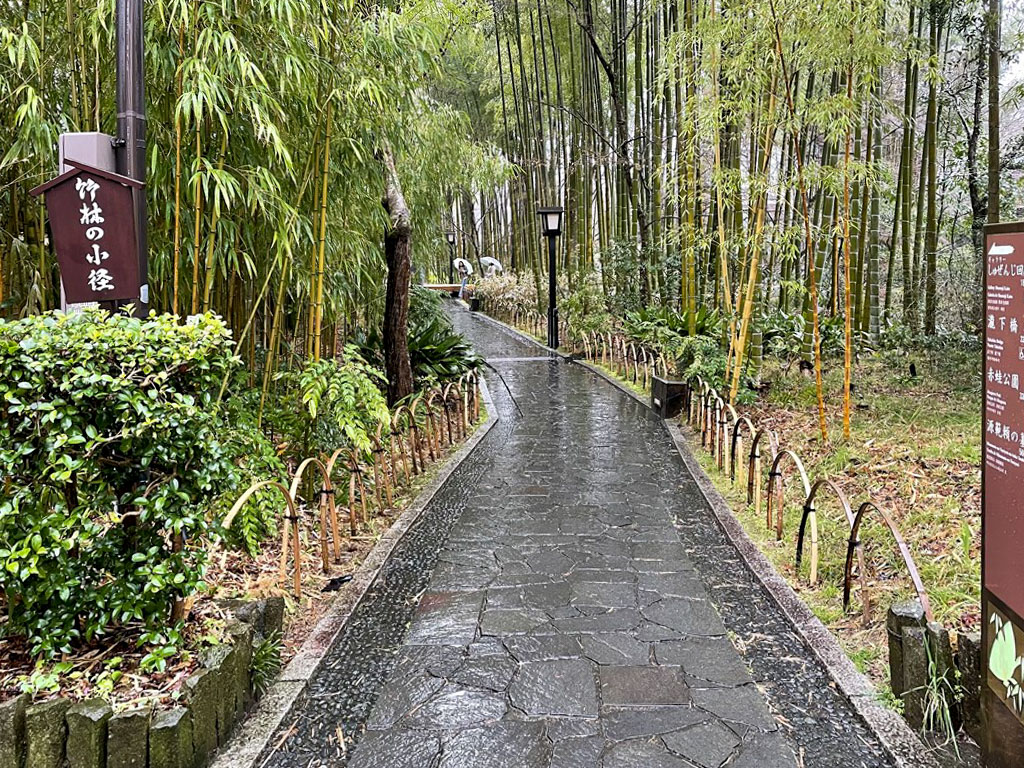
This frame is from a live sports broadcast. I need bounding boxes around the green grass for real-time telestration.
[589,361,649,397]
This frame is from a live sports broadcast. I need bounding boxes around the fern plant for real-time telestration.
[356,288,481,386]
[211,391,288,556]
[293,346,390,457]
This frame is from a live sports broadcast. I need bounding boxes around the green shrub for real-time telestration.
[474,272,539,317]
[250,630,282,696]
[405,314,481,384]
[762,309,804,358]
[0,310,238,658]
[214,392,288,556]
[408,284,447,327]
[676,334,728,390]
[623,306,721,353]
[819,314,847,357]
[762,309,853,360]
[564,272,613,336]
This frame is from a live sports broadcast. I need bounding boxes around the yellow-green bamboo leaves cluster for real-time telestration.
[478,0,998,442]
[1,0,508,370]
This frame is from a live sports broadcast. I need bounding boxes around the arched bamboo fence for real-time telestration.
[677,378,931,627]
[220,374,480,599]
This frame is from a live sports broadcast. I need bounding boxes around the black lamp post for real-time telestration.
[537,206,563,349]
[446,230,457,285]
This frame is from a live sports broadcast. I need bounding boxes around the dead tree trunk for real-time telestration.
[380,143,414,406]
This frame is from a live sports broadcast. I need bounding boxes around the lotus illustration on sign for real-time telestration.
[990,611,1024,714]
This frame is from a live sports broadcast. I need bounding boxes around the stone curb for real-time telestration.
[0,606,275,768]
[573,359,650,408]
[466,307,572,360]
[471,311,939,768]
[209,378,498,768]
[463,310,649,406]
[664,420,942,768]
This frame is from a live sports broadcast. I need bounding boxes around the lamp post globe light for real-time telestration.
[446,230,457,285]
[537,206,563,349]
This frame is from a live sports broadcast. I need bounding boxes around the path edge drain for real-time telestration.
[209,378,499,768]
[468,307,570,361]
[663,419,941,768]
[579,351,939,768]
[477,310,939,768]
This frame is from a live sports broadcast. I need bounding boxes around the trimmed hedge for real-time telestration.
[0,310,237,659]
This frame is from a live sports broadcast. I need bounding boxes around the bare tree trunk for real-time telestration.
[380,143,414,406]
[923,7,942,334]
[988,0,1001,224]
[963,17,989,327]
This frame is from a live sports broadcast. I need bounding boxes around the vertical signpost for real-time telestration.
[982,222,1024,764]
[35,0,147,314]
[537,206,563,350]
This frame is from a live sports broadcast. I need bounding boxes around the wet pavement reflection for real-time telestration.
[263,305,897,768]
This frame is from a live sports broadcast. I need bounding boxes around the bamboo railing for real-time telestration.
[682,377,932,623]
[478,303,931,624]
[222,374,480,599]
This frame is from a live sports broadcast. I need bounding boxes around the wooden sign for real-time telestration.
[982,222,1024,764]
[30,160,141,304]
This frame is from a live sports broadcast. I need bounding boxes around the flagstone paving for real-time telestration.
[260,306,898,768]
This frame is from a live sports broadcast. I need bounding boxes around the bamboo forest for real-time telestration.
[1,0,1023,765]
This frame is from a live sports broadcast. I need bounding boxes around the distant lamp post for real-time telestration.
[537,206,563,349]
[446,230,457,285]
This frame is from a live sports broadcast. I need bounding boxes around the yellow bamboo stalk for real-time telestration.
[258,255,290,426]
[312,98,334,362]
[729,84,778,403]
[709,0,739,388]
[842,31,855,440]
[202,132,229,312]
[769,0,828,442]
[190,122,203,315]
[172,21,185,316]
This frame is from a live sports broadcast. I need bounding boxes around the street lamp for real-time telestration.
[537,206,563,349]
[446,230,457,285]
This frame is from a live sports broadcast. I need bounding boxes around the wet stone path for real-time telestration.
[262,306,897,768]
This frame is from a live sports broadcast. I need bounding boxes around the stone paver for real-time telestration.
[262,306,899,768]
[348,308,795,767]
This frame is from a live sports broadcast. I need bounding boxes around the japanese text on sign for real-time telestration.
[984,229,1024,624]
[75,177,116,294]
[30,161,140,305]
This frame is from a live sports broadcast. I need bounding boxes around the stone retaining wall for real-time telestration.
[887,600,983,744]
[0,597,284,768]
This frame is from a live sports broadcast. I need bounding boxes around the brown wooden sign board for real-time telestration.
[30,160,141,304]
[982,222,1024,764]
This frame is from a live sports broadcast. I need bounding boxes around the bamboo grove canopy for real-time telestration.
[1,0,1014,417]
[1,0,510,354]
